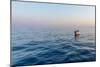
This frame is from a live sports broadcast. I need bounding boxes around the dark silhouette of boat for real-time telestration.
[74,30,80,40]
[74,30,80,36]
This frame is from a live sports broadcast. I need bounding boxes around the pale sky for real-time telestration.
[12,1,95,29]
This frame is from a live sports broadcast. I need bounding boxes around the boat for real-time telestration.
[74,30,80,36]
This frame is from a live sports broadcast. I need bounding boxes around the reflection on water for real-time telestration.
[75,35,80,41]
[11,29,96,66]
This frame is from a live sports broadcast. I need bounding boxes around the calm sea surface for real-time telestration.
[11,27,96,66]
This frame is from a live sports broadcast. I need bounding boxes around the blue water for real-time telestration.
[11,29,96,66]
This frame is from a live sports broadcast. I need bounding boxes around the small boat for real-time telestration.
[74,30,80,36]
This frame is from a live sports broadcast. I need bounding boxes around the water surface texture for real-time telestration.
[11,29,96,66]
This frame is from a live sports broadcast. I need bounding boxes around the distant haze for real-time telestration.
[12,1,95,32]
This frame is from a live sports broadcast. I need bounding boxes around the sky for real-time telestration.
[12,1,95,30]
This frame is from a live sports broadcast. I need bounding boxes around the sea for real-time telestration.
[11,27,96,66]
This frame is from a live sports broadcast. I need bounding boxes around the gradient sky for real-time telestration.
[12,1,95,30]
